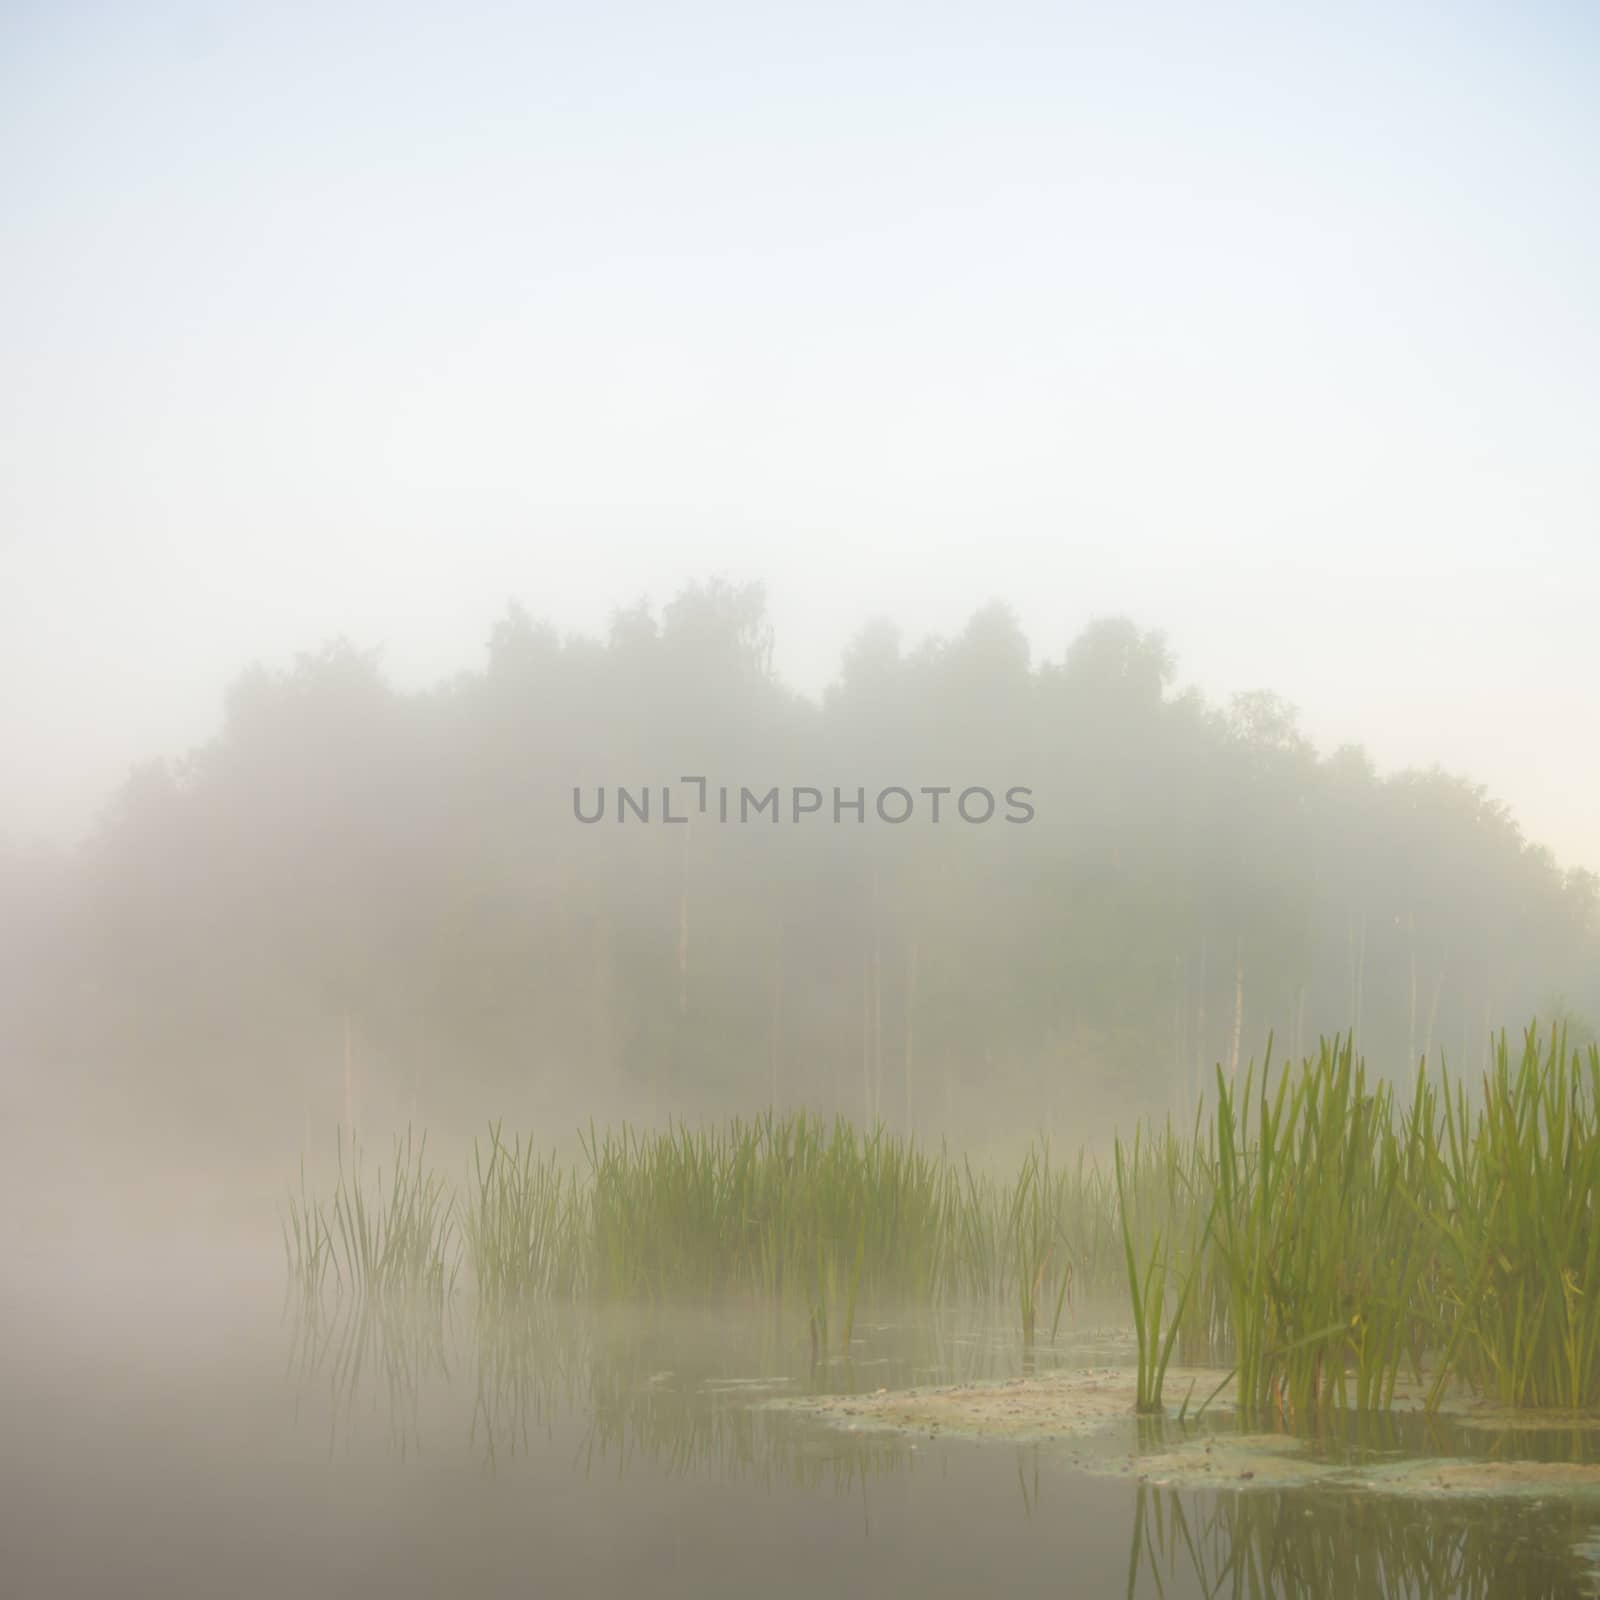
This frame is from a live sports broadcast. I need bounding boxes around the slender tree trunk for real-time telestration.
[1407,908,1417,1067]
[769,933,782,1109]
[904,937,918,1134]
[677,825,690,1017]
[590,915,613,1079]
[343,1013,356,1134]
[871,869,883,1126]
[1174,954,1187,1116]
[1228,947,1245,1084]
[1423,954,1446,1067]
[862,962,872,1126]
[1349,911,1367,1057]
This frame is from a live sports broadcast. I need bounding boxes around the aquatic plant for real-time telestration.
[1426,1027,1600,1410]
[282,1025,1600,1421]
[1206,1037,1423,1418]
[283,1154,337,1301]
[461,1122,586,1305]
[289,1128,461,1304]
[1128,1026,1600,1420]
[1129,1479,1595,1600]
[1115,1118,1217,1413]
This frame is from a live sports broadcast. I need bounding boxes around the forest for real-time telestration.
[4,579,1596,1154]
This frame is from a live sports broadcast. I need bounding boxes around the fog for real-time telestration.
[3,0,1599,1178]
[4,587,1597,1186]
[6,8,1600,1597]
[4,0,1598,875]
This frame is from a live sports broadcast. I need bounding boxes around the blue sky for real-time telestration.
[2,0,1597,865]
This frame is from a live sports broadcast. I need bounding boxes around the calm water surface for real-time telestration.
[5,1233,1600,1599]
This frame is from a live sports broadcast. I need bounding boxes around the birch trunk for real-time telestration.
[1228,948,1244,1084]
[904,938,918,1133]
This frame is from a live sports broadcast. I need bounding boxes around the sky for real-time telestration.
[2,0,1597,868]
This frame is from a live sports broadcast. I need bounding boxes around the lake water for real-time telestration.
[5,1233,1600,1598]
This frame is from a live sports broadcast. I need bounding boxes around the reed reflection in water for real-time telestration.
[284,1294,1600,1599]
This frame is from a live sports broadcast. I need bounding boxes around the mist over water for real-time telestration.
[6,1261,1600,1599]
[5,595,1597,1180]
[5,1,1600,1594]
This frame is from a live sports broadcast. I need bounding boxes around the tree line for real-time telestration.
[4,579,1595,1152]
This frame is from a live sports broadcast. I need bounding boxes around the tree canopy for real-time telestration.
[6,580,1595,1152]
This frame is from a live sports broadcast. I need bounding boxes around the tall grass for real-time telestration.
[287,1112,1105,1344]
[1204,1038,1431,1418]
[286,1128,461,1304]
[1427,1027,1600,1409]
[284,1025,1600,1417]
[1120,1025,1600,1421]
[581,1113,982,1345]
[461,1123,584,1305]
[1115,1122,1215,1412]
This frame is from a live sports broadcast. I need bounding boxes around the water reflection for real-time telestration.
[286,1292,948,1485]
[284,1295,1600,1598]
[286,1291,457,1458]
[1128,1482,1599,1599]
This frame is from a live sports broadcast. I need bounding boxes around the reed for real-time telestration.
[1120,1026,1600,1420]
[1115,1116,1218,1412]
[283,1154,337,1300]
[290,1128,462,1304]
[1425,1027,1600,1409]
[461,1123,586,1305]
[283,1025,1600,1419]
